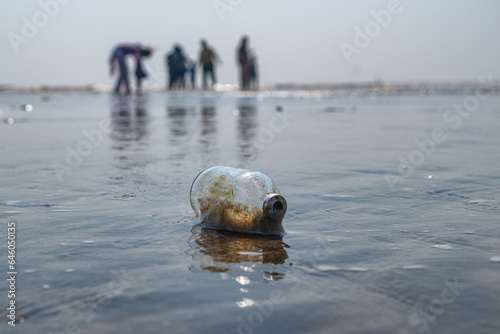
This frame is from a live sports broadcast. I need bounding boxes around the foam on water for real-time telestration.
[434,244,454,250]
[402,265,424,270]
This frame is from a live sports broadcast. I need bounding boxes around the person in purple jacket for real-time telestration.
[109,43,152,94]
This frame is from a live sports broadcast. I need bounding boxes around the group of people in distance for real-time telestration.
[166,39,220,90]
[109,36,258,94]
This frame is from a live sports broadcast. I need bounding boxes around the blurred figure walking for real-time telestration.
[237,36,258,90]
[237,36,250,89]
[109,43,152,94]
[199,39,221,89]
[166,45,188,89]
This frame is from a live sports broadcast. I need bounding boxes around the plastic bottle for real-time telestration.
[190,166,287,235]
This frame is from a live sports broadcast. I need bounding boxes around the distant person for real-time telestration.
[237,36,249,89]
[135,59,148,94]
[199,39,220,89]
[247,52,258,89]
[109,43,152,94]
[187,60,197,89]
[166,45,188,89]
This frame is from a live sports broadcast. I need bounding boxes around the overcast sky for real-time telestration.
[1,0,500,86]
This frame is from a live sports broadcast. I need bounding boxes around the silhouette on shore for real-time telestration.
[109,43,152,94]
[237,36,258,90]
[237,36,249,89]
[187,60,197,89]
[166,45,188,90]
[199,39,221,89]
[108,38,261,93]
[247,52,258,89]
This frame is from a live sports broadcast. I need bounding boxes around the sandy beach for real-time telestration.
[1,87,500,333]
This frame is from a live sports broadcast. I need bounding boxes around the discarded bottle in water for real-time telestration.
[190,166,287,236]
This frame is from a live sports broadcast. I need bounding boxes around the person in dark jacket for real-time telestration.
[237,36,249,89]
[166,45,188,89]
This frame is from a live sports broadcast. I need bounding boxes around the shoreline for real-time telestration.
[1,81,499,96]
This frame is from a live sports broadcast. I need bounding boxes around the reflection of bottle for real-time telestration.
[187,226,289,278]
[190,166,287,235]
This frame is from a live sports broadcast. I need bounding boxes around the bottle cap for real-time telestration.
[263,193,287,221]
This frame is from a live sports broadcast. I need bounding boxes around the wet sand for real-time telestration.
[1,88,500,333]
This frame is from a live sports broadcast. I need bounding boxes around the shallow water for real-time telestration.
[1,90,499,334]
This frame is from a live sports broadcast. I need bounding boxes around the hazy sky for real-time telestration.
[1,0,500,86]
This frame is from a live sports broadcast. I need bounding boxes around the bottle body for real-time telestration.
[190,166,287,235]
